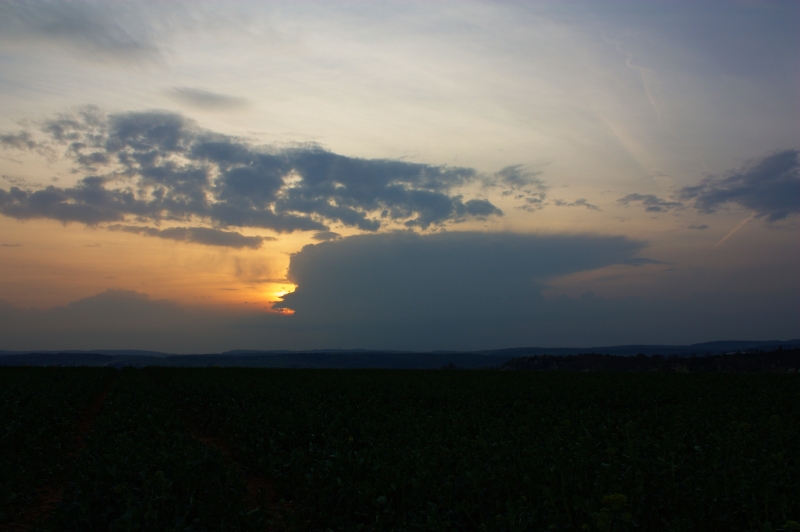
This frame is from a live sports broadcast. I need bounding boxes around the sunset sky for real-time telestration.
[1,0,798,352]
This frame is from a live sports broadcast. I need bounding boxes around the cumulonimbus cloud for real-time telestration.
[274,231,648,321]
[0,107,503,236]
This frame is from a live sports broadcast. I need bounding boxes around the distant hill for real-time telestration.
[1,339,798,369]
[0,351,508,369]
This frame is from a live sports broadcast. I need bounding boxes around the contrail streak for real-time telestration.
[712,213,755,249]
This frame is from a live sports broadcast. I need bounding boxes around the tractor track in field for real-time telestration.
[4,378,115,532]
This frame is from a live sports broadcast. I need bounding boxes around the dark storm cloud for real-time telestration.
[678,150,800,222]
[688,224,709,230]
[0,1,160,62]
[617,193,683,212]
[554,198,601,211]
[0,108,502,234]
[107,225,273,249]
[167,88,250,110]
[274,231,646,322]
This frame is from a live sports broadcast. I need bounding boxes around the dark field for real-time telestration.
[1,367,798,531]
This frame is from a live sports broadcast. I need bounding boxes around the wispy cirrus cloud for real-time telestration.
[0,107,504,235]
[0,1,161,63]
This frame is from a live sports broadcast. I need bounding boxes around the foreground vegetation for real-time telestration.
[1,367,798,531]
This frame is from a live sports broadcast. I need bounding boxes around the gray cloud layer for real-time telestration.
[107,225,272,249]
[0,108,502,234]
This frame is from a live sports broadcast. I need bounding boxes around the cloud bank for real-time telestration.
[0,108,502,235]
[0,290,253,353]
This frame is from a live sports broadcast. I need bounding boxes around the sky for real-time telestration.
[0,0,798,352]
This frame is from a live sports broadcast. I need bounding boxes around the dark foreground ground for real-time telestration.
[1,365,798,531]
